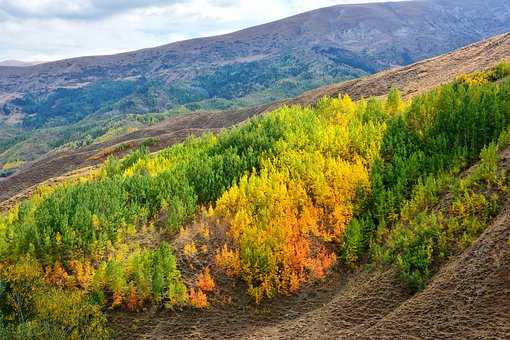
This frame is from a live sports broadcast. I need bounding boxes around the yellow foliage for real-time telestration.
[33,288,110,338]
[200,224,210,239]
[215,244,242,277]
[183,241,198,256]
[69,260,95,288]
[2,160,24,171]
[457,72,489,86]
[1,256,43,284]
[213,153,368,301]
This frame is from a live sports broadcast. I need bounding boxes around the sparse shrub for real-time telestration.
[189,288,208,308]
[196,268,216,292]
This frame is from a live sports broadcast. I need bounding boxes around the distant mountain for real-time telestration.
[2,31,509,206]
[1,0,510,164]
[0,60,42,67]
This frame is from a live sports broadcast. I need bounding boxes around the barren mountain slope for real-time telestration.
[1,0,508,96]
[2,32,510,209]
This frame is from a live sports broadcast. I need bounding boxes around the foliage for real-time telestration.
[455,60,510,86]
[1,63,510,335]
[0,257,110,339]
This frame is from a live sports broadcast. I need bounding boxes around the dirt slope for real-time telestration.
[111,201,509,339]
[359,202,510,339]
[111,148,510,339]
[2,32,510,208]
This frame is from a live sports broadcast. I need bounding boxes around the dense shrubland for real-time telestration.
[0,62,509,337]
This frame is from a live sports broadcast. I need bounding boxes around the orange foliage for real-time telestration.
[199,224,210,239]
[215,244,241,277]
[68,260,94,288]
[126,286,139,312]
[112,289,123,308]
[196,268,216,292]
[189,288,208,308]
[307,248,337,280]
[44,262,69,288]
[213,153,368,301]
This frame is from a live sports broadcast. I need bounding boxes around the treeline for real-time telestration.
[0,62,509,337]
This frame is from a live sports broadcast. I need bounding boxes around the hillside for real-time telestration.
[0,60,42,67]
[2,32,510,210]
[1,55,510,339]
[1,0,510,166]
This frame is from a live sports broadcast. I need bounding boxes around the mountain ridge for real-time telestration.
[1,0,510,167]
[2,0,510,100]
[2,31,509,211]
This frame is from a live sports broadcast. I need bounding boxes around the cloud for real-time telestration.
[0,0,405,61]
[0,0,180,20]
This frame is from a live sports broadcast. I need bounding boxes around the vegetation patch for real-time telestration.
[1,63,509,337]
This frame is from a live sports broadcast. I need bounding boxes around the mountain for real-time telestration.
[1,0,510,165]
[2,32,509,211]
[1,44,510,337]
[0,60,42,67]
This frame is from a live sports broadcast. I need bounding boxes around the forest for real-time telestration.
[0,62,509,338]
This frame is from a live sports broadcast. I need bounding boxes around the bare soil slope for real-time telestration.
[111,148,510,339]
[2,32,510,209]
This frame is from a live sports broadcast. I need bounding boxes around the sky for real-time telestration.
[0,0,404,62]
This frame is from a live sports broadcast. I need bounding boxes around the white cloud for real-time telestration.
[0,0,405,62]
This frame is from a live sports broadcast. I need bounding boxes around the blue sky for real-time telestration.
[0,0,404,62]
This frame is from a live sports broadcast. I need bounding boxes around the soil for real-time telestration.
[110,200,510,339]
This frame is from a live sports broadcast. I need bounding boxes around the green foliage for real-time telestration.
[381,140,506,291]
[1,64,510,335]
[17,80,143,129]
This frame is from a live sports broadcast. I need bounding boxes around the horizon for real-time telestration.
[0,0,407,63]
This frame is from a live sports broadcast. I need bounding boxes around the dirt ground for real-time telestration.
[110,199,510,339]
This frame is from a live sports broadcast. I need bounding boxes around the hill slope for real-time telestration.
[0,60,42,67]
[2,32,510,209]
[1,50,510,338]
[114,194,510,339]
[1,0,510,165]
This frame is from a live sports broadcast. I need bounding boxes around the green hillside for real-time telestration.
[0,63,509,338]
